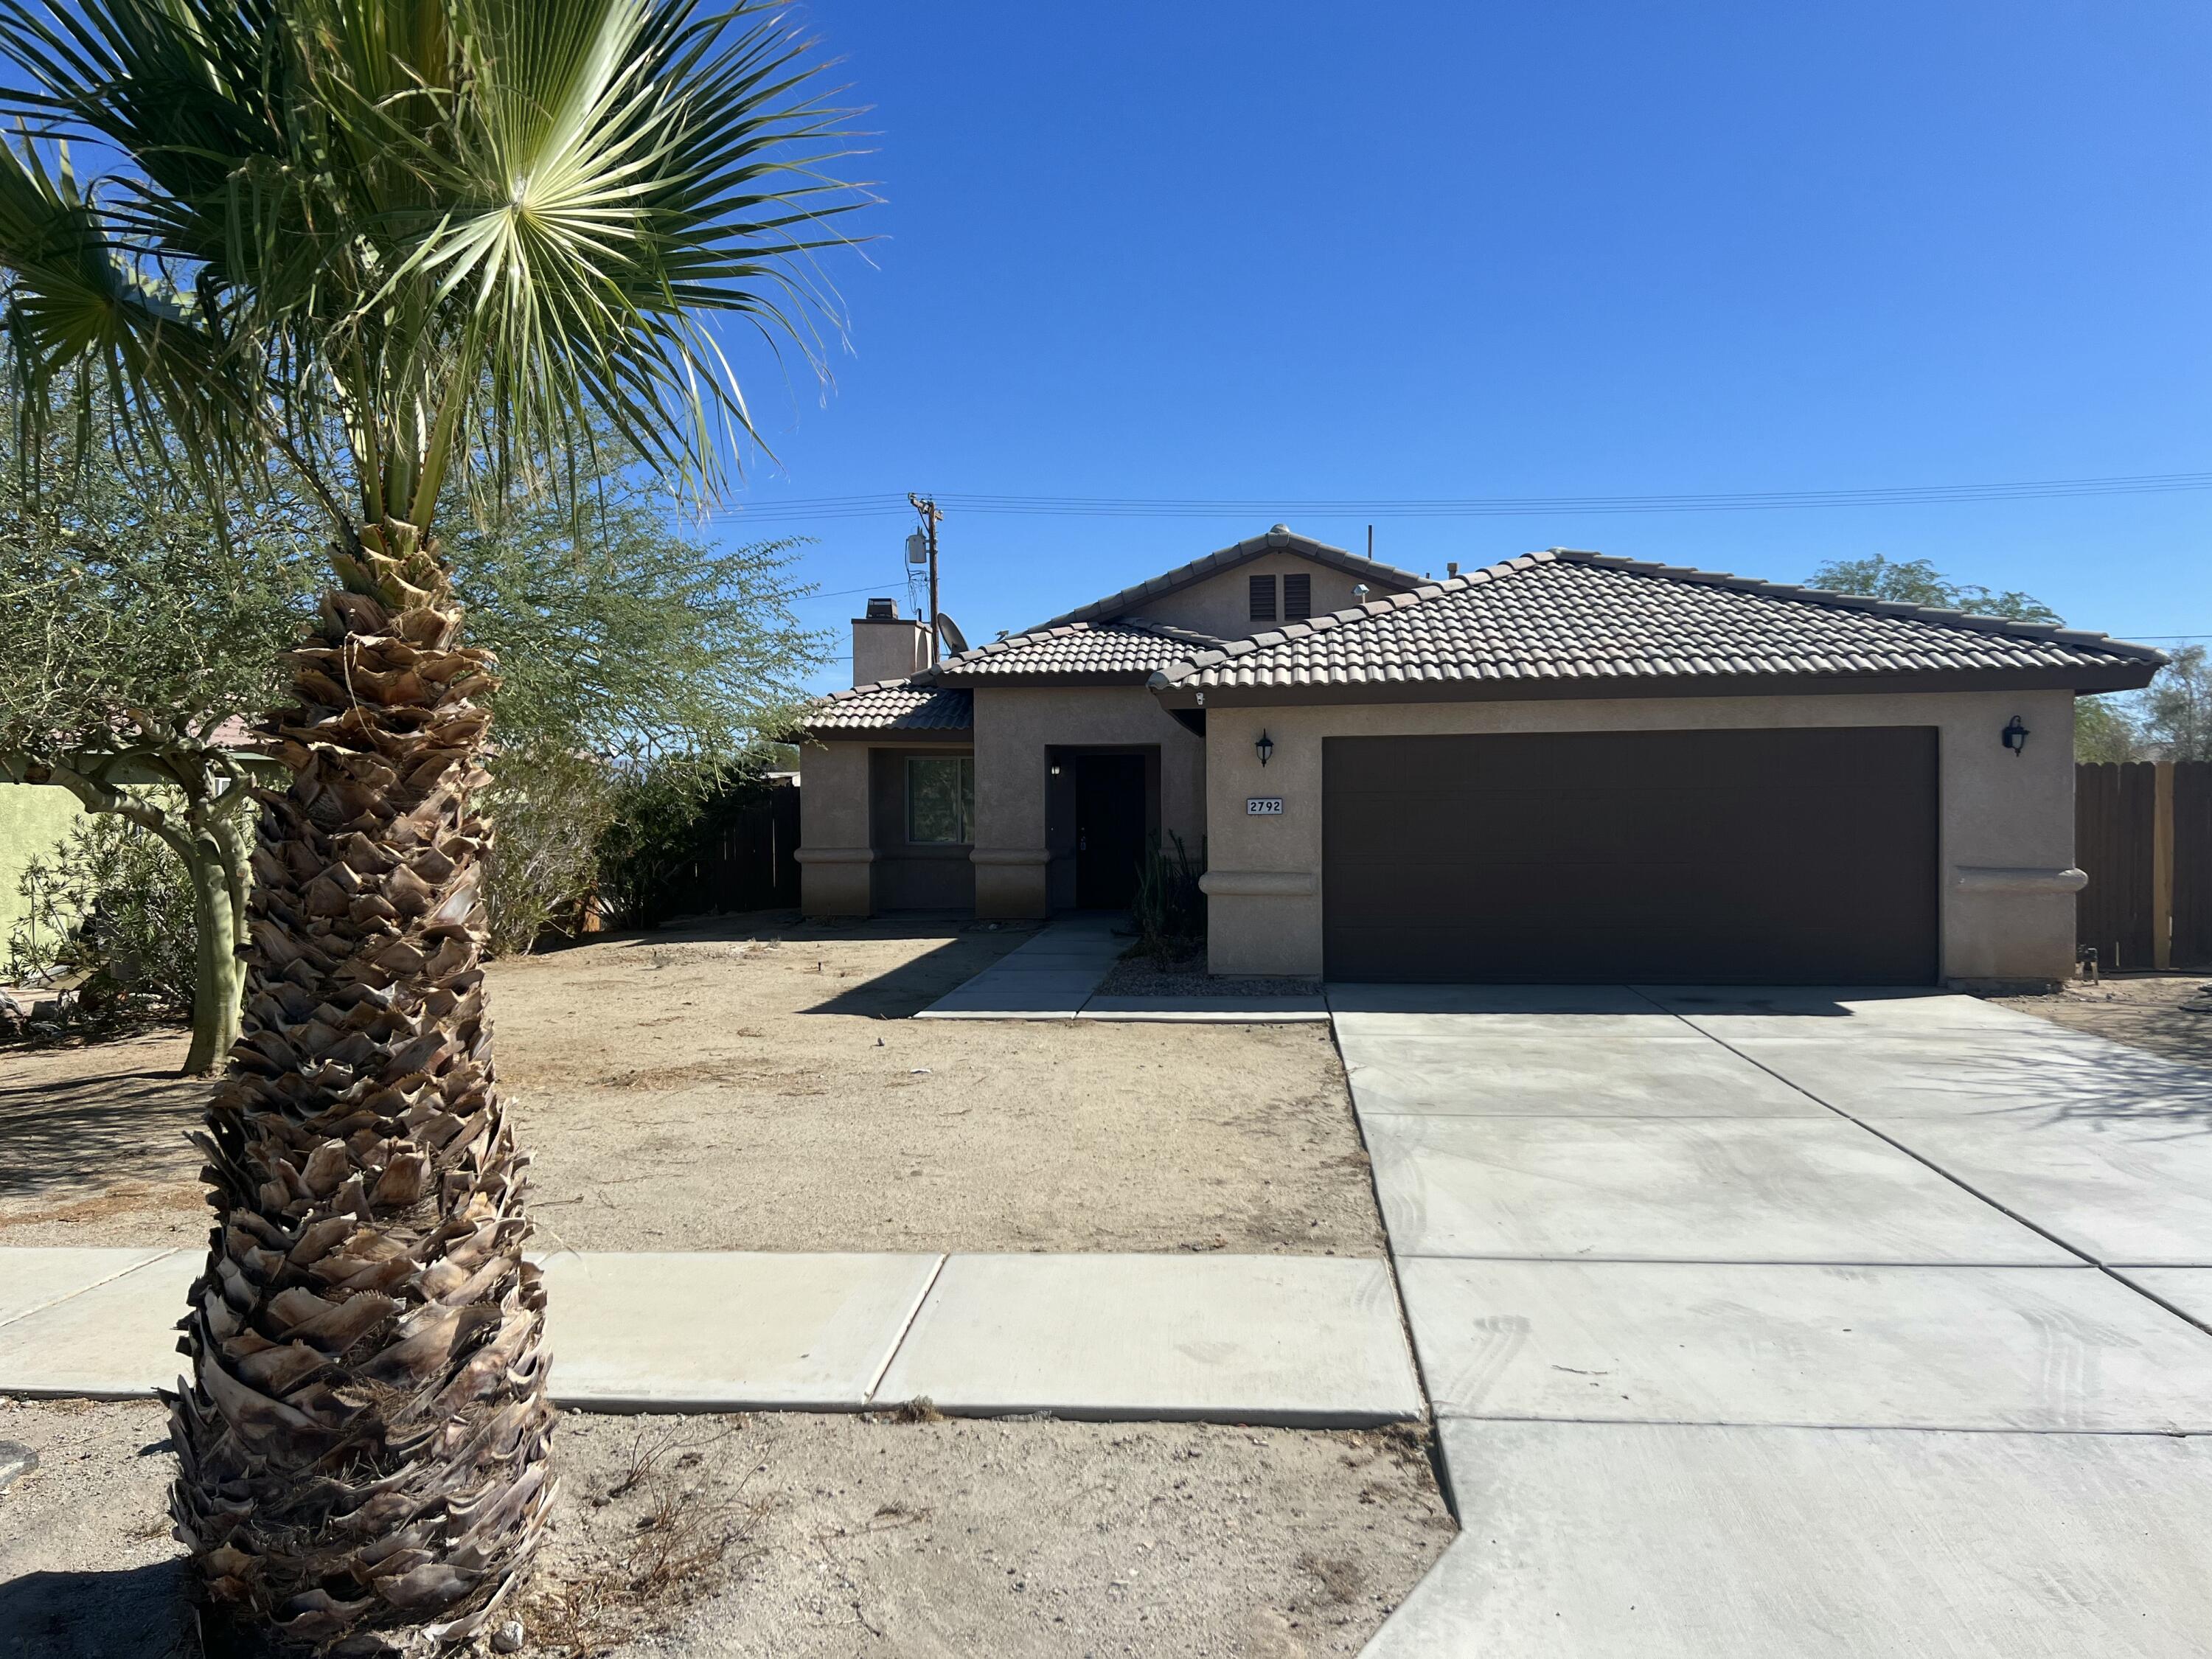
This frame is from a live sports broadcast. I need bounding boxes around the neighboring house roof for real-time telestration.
[802,680,973,736]
[1032,525,1427,629]
[1149,549,2166,703]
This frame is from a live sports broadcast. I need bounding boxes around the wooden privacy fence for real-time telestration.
[2076,761,2212,971]
[603,776,801,929]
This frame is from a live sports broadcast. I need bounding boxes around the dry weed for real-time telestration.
[522,1422,769,1658]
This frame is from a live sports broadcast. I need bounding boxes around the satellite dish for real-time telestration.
[934,612,970,655]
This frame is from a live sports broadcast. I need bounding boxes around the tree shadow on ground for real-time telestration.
[524,908,1041,1018]
[800,928,1040,1018]
[1868,1043,2212,1137]
[0,1050,203,1198]
[0,1560,195,1658]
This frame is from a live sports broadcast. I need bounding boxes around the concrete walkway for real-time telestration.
[0,1245,1421,1426]
[916,913,1329,1020]
[1336,995,2212,1655]
[1340,984,2212,1658]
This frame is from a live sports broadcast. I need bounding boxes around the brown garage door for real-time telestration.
[1322,728,1938,984]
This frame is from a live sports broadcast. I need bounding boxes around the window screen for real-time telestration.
[1249,574,1277,622]
[906,756,975,844]
[1282,572,1312,620]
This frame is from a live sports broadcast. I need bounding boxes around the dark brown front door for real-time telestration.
[1076,753,1147,909]
[1322,728,1938,983]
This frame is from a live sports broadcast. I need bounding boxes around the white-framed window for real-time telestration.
[906,755,975,844]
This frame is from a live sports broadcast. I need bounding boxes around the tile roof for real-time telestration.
[932,618,1228,681]
[802,680,973,734]
[1034,525,1427,628]
[805,619,1226,732]
[1150,549,2166,695]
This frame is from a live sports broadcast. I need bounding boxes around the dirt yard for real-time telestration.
[0,1400,1453,1659]
[1991,973,2212,1068]
[0,917,1382,1255]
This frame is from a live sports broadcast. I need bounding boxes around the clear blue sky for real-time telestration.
[705,1,2211,686]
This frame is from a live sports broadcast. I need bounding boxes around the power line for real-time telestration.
[790,580,908,602]
[708,470,2212,524]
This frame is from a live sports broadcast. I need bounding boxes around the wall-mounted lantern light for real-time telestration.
[2002,715,2030,757]
[1255,730,1275,767]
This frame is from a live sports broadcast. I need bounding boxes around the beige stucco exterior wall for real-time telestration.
[1200,686,2080,985]
[973,686,1206,917]
[796,740,874,915]
[1136,554,1416,639]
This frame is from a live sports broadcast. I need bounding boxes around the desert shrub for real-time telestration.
[1133,832,1206,962]
[484,744,622,956]
[5,809,196,1029]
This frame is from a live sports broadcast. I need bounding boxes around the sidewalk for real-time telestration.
[0,1245,1422,1426]
[916,914,1329,1021]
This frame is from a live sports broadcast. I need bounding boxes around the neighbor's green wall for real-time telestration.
[0,782,86,945]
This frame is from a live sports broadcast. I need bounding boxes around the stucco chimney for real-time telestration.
[852,597,929,686]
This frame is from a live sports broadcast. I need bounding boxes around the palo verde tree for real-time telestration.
[449,475,824,953]
[0,408,316,1071]
[1806,553,2062,625]
[0,428,824,1051]
[0,1,860,1651]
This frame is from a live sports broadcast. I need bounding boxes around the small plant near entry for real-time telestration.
[4,810,198,1040]
[1133,832,1206,963]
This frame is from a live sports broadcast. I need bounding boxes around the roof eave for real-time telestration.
[800,722,975,742]
[1148,661,2160,709]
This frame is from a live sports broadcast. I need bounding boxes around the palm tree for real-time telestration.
[0,1,860,1649]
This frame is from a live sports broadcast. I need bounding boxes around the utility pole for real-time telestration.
[908,493,942,664]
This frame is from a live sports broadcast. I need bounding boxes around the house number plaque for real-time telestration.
[1246,797,1284,815]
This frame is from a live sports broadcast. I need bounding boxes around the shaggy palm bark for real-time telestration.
[167,524,554,1657]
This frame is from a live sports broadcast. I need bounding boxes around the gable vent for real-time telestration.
[1249,574,1277,622]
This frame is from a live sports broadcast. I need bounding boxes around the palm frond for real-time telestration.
[0,0,870,548]
[0,129,250,487]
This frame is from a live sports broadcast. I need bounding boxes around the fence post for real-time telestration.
[2154,761,2176,970]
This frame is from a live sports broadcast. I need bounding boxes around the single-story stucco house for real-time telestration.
[797,525,2163,987]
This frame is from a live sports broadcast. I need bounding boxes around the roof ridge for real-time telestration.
[1032,525,1430,630]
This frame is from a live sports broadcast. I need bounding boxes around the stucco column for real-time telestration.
[1203,709,1325,976]
[796,741,874,917]
[970,695,1049,918]
[1937,688,2081,986]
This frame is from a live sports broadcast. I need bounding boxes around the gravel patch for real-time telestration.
[1096,950,1320,1001]
[1988,973,2212,1068]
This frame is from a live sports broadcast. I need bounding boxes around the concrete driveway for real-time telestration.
[1337,984,2212,1658]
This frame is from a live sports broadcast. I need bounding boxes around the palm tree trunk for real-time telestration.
[167,524,554,1656]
